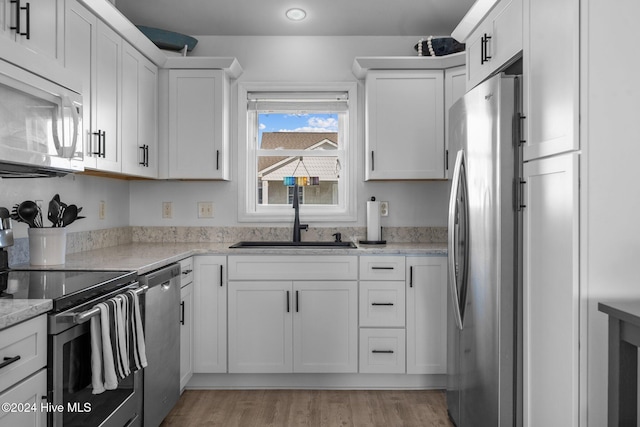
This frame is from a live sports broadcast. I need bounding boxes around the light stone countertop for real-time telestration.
[0,299,52,330]
[3,241,446,329]
[15,241,447,275]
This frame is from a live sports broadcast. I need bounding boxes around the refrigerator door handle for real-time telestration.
[448,150,468,330]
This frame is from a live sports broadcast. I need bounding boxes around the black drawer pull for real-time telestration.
[0,355,21,370]
[220,265,223,287]
[371,303,394,306]
[180,301,185,325]
[286,290,290,313]
[371,266,394,270]
[181,269,193,275]
[372,350,394,354]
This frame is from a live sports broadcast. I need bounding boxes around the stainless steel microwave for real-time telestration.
[0,58,83,177]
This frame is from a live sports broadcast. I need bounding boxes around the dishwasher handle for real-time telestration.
[139,263,181,288]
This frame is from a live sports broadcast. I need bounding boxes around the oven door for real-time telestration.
[48,321,142,427]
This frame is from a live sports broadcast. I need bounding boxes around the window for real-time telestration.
[237,83,357,222]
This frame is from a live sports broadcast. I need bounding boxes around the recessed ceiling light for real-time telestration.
[286,8,307,21]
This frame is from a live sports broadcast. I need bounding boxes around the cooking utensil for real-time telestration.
[48,198,61,227]
[12,201,42,228]
[61,204,78,227]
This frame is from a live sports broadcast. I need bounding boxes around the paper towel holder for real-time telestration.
[359,196,386,245]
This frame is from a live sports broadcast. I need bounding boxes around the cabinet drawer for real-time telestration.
[0,316,47,393]
[179,257,194,287]
[359,256,405,281]
[359,329,406,374]
[0,368,46,426]
[359,281,405,327]
[228,256,358,281]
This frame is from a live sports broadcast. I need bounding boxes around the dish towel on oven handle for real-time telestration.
[90,291,148,395]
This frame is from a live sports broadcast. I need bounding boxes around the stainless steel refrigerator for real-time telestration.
[446,73,522,427]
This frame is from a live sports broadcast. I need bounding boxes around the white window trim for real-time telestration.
[237,82,358,223]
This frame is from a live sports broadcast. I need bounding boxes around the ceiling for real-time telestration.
[115,0,476,37]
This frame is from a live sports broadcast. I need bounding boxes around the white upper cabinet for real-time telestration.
[0,0,63,63]
[121,42,158,178]
[166,69,230,180]
[522,0,579,160]
[456,0,523,91]
[364,70,445,180]
[444,66,467,179]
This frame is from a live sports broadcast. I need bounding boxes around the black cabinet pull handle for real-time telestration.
[481,34,492,64]
[372,302,394,306]
[286,290,290,313]
[145,145,150,167]
[371,151,375,171]
[372,266,394,270]
[180,301,185,325]
[372,350,394,354]
[0,355,21,370]
[22,2,30,39]
[216,150,220,170]
[10,0,21,35]
[296,290,299,312]
[181,269,193,275]
[91,131,102,156]
[101,131,106,158]
[219,265,223,287]
[139,145,146,166]
[410,266,413,287]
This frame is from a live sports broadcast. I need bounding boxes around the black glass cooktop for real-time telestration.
[0,270,136,312]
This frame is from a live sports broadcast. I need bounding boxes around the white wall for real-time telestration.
[583,0,640,425]
[129,36,451,228]
[0,174,130,238]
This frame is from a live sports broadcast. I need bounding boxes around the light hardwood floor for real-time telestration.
[160,389,454,427]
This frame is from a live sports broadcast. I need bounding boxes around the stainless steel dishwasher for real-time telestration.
[139,263,181,427]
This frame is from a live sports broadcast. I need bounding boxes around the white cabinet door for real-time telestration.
[523,0,579,160]
[92,20,121,172]
[0,0,63,63]
[365,70,445,180]
[0,368,46,427]
[444,66,466,179]
[168,69,229,180]
[179,281,194,391]
[121,42,158,178]
[465,0,523,91]
[228,281,292,373]
[193,256,227,373]
[293,281,358,373]
[522,153,579,427]
[64,0,96,170]
[406,256,448,374]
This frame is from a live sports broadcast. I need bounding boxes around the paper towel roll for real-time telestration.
[366,200,381,241]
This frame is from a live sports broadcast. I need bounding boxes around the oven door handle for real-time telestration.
[67,284,148,325]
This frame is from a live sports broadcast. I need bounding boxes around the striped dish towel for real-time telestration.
[90,290,147,394]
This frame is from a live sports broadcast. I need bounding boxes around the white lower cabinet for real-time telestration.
[228,280,358,374]
[179,281,194,391]
[192,256,227,373]
[0,369,46,427]
[406,256,448,374]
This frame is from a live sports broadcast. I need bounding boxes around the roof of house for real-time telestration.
[258,132,338,173]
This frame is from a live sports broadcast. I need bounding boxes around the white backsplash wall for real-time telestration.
[129,35,452,228]
[0,174,130,239]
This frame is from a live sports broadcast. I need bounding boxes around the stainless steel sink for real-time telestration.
[229,241,357,249]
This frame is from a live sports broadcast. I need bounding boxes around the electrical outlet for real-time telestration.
[162,202,172,219]
[198,202,214,218]
[99,201,106,220]
[380,201,389,217]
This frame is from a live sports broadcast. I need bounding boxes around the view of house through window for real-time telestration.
[255,108,344,207]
